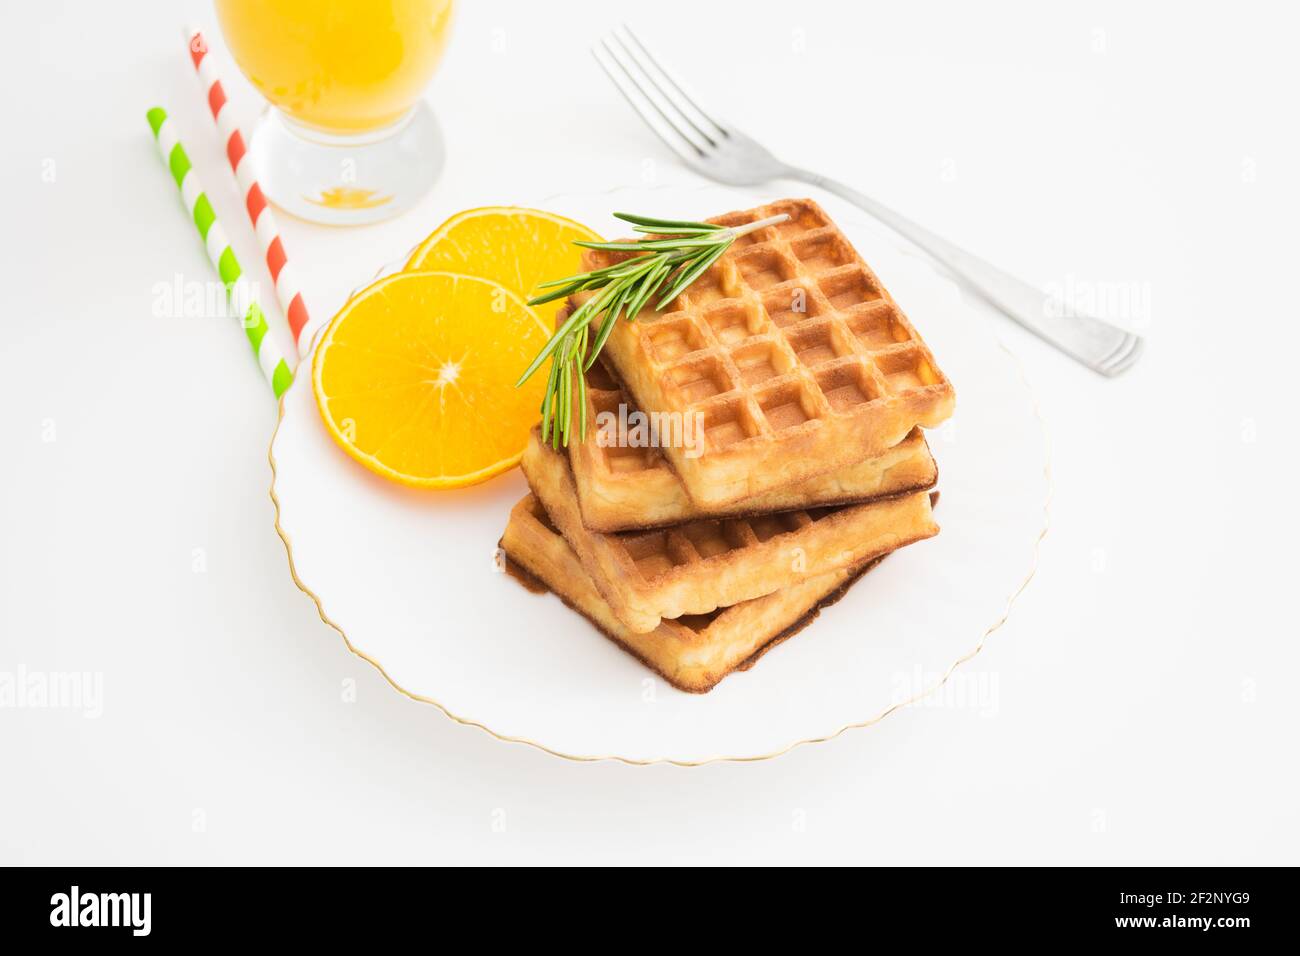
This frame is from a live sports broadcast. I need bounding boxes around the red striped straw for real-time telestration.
[185,27,316,357]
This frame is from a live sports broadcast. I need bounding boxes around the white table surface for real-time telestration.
[2,0,1296,865]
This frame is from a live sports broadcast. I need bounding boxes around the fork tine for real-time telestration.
[592,39,708,160]
[618,24,730,140]
[606,30,719,149]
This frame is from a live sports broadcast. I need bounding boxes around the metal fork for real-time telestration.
[593,26,1143,377]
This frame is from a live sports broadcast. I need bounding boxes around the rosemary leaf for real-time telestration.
[519,208,788,447]
[576,325,589,440]
[625,257,672,322]
[613,212,719,230]
[574,237,720,252]
[629,224,719,235]
[657,240,729,309]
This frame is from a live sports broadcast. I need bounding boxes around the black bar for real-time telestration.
[0,866,1288,941]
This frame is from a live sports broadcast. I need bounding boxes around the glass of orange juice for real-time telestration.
[214,0,455,225]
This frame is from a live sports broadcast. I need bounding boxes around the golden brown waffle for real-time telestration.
[569,357,937,532]
[522,428,937,633]
[501,494,880,693]
[572,198,955,508]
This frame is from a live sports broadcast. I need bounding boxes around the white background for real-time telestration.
[2,0,1296,864]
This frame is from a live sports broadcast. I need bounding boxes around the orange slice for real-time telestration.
[312,271,550,488]
[405,206,602,333]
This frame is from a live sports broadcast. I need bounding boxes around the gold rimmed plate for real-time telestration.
[269,184,1049,764]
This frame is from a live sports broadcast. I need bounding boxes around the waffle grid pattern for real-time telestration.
[522,431,938,632]
[502,494,875,693]
[523,496,731,636]
[579,359,673,478]
[518,495,720,637]
[583,198,954,505]
[571,358,936,532]
[615,508,833,584]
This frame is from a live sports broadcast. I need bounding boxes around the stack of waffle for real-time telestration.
[500,199,955,692]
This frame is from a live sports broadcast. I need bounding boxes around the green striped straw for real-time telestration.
[145,107,294,397]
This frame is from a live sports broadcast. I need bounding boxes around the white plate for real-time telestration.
[270,184,1048,765]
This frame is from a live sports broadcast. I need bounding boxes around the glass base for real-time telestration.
[247,104,445,225]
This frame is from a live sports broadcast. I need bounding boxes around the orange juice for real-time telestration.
[215,0,455,134]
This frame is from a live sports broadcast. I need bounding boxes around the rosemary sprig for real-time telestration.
[516,210,789,447]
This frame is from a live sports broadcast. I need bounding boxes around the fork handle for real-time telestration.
[786,168,1142,377]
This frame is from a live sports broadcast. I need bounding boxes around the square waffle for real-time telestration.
[568,348,938,532]
[571,198,956,508]
[501,494,881,693]
[521,427,938,633]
